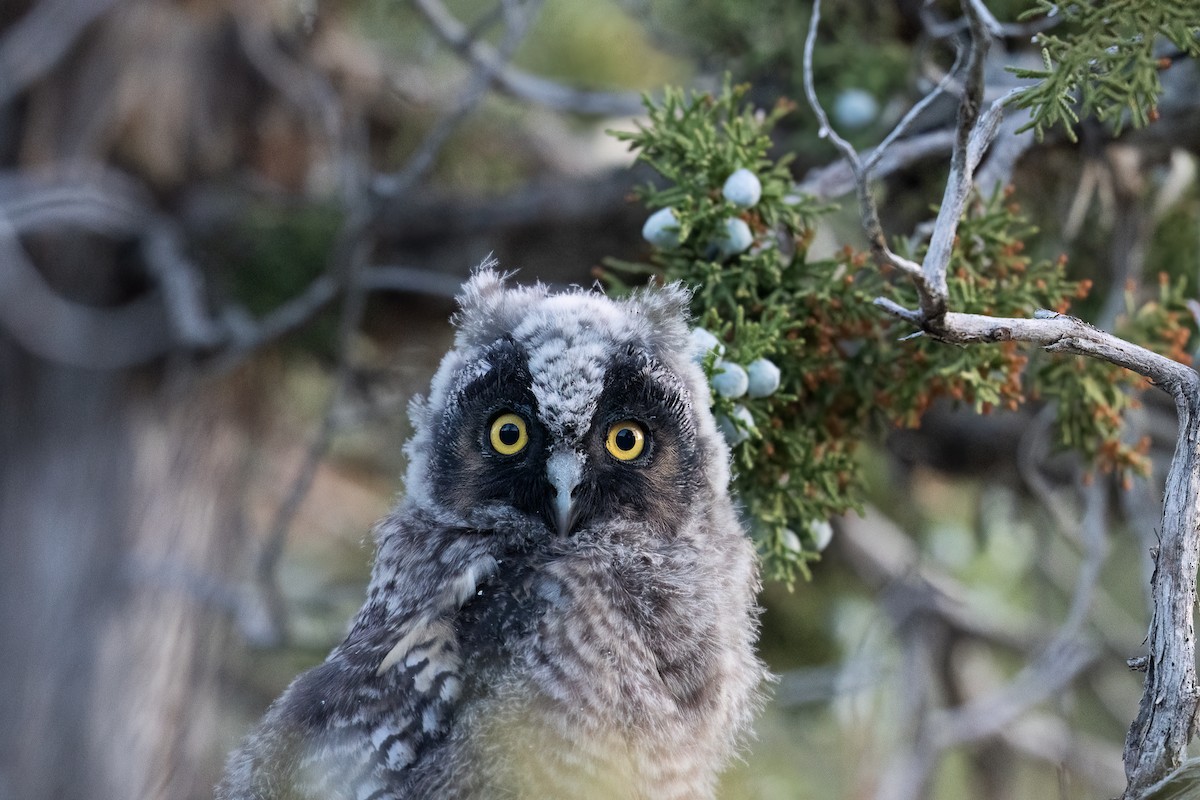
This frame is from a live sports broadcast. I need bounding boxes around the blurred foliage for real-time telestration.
[366,0,690,192]
[1147,179,1200,299]
[514,0,687,89]
[644,0,909,93]
[208,203,343,358]
[605,81,1194,583]
[624,0,918,164]
[1012,0,1200,140]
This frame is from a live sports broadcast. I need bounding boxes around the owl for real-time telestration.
[217,267,766,800]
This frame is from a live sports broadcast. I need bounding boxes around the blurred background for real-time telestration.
[0,1,1198,798]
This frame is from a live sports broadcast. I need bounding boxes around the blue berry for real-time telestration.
[809,519,834,551]
[642,207,681,248]
[722,168,762,208]
[689,328,725,364]
[746,358,781,398]
[716,217,753,257]
[716,404,755,445]
[780,528,803,554]
[712,361,749,398]
[833,88,879,130]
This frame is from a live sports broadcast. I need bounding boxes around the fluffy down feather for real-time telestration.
[217,264,765,800]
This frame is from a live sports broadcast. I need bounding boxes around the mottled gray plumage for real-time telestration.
[218,267,766,800]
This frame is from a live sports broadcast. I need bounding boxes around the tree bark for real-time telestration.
[0,342,252,800]
[1123,374,1200,798]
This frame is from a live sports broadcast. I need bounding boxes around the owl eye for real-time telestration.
[488,412,529,456]
[605,421,646,461]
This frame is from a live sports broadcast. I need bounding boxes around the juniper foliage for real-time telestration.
[607,81,1192,582]
[1011,0,1200,140]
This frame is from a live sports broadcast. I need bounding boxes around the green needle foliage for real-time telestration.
[1011,0,1200,140]
[606,81,1192,583]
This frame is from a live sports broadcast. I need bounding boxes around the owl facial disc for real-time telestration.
[409,267,730,540]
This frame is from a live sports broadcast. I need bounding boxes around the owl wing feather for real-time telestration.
[217,528,518,800]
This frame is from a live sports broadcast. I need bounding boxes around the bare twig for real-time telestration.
[1019,413,1149,652]
[374,0,544,196]
[807,0,1200,794]
[796,128,956,201]
[1017,405,1084,540]
[252,0,547,642]
[918,0,1057,41]
[141,224,235,351]
[874,624,940,800]
[773,661,881,708]
[0,168,150,232]
[838,508,1044,653]
[357,265,464,298]
[928,479,1108,750]
[231,3,347,192]
[0,209,170,368]
[0,168,234,364]
[918,0,992,320]
[1001,714,1127,796]
[0,168,350,365]
[864,46,966,176]
[929,639,1097,753]
[248,203,373,640]
[409,0,644,116]
[841,504,1102,800]
[870,308,1191,380]
[794,90,1028,203]
[801,0,924,284]
[203,275,341,375]
[1097,147,1154,329]
[1122,382,1200,797]
[973,104,1037,193]
[961,0,1005,39]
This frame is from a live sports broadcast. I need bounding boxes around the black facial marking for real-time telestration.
[573,348,703,535]
[429,339,551,523]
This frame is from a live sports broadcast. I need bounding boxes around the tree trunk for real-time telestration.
[0,341,253,800]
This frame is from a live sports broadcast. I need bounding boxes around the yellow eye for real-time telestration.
[605,421,646,461]
[489,413,528,456]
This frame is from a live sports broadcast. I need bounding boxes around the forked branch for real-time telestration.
[803,0,1200,796]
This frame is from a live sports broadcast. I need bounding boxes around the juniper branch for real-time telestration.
[805,0,1200,795]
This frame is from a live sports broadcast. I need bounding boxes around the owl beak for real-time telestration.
[546,449,584,536]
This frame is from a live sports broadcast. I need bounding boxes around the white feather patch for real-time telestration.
[376,555,496,676]
[376,616,434,676]
[446,554,498,607]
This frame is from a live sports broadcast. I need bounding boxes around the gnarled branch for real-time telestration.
[804,0,1200,796]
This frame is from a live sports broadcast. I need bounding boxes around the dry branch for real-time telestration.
[0,210,170,368]
[254,0,548,642]
[804,0,1200,796]
[0,168,352,367]
[409,0,644,116]
[0,0,120,106]
[800,0,924,288]
[795,129,956,201]
[839,503,1104,800]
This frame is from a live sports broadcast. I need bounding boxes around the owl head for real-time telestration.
[401,265,732,542]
